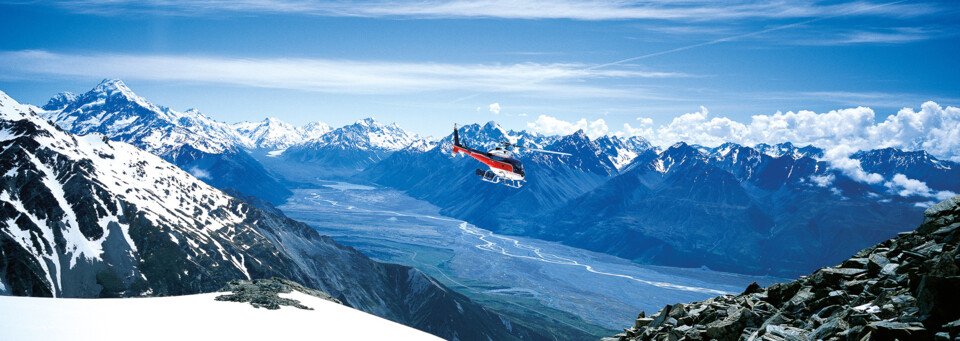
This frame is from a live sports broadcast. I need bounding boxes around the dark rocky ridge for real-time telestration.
[606,194,960,341]
[215,278,341,310]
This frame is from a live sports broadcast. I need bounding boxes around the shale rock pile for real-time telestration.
[606,195,960,341]
[216,278,341,310]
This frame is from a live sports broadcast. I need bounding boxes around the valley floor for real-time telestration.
[279,183,786,335]
[0,291,441,341]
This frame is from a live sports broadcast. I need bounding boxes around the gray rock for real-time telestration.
[868,254,891,275]
[635,317,655,329]
[763,325,808,341]
[869,321,929,340]
[215,277,341,310]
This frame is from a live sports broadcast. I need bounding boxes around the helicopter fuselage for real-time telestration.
[452,144,525,181]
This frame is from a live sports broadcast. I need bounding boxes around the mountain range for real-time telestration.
[362,122,957,277]
[7,79,959,339]
[25,80,959,278]
[0,90,549,341]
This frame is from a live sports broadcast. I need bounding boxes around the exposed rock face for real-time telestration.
[606,194,960,341]
[215,278,340,310]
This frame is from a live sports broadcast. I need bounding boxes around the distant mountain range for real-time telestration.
[20,79,960,280]
[0,91,550,341]
[363,122,958,277]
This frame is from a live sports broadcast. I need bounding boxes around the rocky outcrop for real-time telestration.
[215,278,340,310]
[606,194,960,341]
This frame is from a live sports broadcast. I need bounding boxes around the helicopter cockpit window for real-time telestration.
[506,159,525,176]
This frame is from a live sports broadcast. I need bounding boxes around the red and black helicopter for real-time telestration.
[451,124,570,188]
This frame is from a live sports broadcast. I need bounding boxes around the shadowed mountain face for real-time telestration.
[363,127,953,278]
[607,194,960,341]
[0,92,549,341]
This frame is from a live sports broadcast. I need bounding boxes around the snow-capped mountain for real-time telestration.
[232,117,332,150]
[753,142,823,159]
[38,79,290,203]
[0,92,549,341]
[42,79,244,155]
[853,147,960,192]
[276,118,421,179]
[301,118,417,152]
[593,135,655,170]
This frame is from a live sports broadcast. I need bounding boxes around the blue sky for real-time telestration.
[1,0,958,141]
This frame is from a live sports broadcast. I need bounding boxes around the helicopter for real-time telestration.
[451,124,570,188]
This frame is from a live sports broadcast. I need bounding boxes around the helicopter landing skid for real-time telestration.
[476,169,500,183]
[475,169,524,188]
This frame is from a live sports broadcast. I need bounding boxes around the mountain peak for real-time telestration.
[93,79,135,96]
[42,92,78,110]
[264,117,288,125]
[355,117,380,126]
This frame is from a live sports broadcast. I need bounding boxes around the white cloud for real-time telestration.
[488,102,501,115]
[798,27,938,45]
[809,174,835,187]
[820,145,884,184]
[526,115,608,139]
[885,174,958,200]
[188,166,211,179]
[636,102,960,162]
[0,50,685,99]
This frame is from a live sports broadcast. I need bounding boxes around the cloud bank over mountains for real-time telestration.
[530,101,960,162]
[527,101,960,202]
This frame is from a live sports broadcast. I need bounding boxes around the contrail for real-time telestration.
[587,0,910,70]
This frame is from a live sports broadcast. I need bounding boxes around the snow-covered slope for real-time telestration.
[233,117,332,150]
[0,292,441,341]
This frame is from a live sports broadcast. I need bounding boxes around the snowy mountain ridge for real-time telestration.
[2,90,258,296]
[232,117,332,150]
[298,117,419,152]
[41,79,247,155]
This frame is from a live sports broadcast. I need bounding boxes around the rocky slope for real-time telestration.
[606,194,960,341]
[0,91,548,341]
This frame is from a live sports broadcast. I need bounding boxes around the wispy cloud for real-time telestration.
[0,50,687,98]
[44,0,937,20]
[796,27,944,45]
[762,90,960,108]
